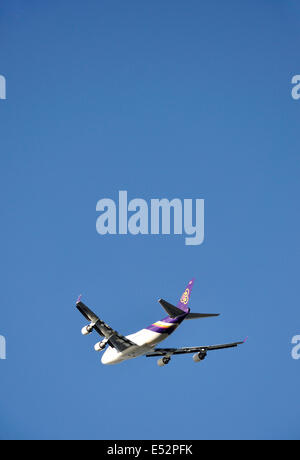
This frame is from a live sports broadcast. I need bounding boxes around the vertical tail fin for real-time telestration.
[176,278,195,313]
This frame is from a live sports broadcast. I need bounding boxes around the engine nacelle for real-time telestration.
[81,325,93,336]
[94,340,107,352]
[157,357,171,367]
[193,351,207,363]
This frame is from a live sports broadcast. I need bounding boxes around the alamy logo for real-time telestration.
[291,75,300,100]
[0,75,6,100]
[291,335,300,360]
[96,191,204,246]
[0,335,6,360]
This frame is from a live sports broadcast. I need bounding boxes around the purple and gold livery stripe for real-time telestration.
[146,315,184,335]
[153,321,175,329]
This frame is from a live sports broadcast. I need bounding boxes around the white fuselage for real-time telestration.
[101,328,167,365]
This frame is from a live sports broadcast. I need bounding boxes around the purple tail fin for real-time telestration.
[177,279,195,313]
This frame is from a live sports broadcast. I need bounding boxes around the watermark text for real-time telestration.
[0,75,6,100]
[291,75,300,100]
[291,335,300,360]
[0,335,6,359]
[96,191,204,246]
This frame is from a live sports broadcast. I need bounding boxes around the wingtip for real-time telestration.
[76,294,82,304]
[243,336,249,343]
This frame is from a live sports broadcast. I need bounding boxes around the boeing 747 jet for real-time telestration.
[76,279,246,366]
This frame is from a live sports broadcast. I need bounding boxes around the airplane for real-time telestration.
[76,278,246,366]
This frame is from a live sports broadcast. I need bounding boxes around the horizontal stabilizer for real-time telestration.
[159,299,186,318]
[184,313,220,320]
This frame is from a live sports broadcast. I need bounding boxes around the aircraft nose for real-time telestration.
[101,348,122,365]
[101,353,109,365]
[101,348,118,365]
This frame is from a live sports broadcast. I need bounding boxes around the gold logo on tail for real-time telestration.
[180,288,190,304]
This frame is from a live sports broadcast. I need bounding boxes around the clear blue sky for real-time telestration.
[0,0,299,440]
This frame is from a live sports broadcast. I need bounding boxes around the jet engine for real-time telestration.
[193,350,207,363]
[81,325,93,336]
[157,357,171,367]
[94,340,107,352]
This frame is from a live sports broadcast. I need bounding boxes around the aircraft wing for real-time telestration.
[146,339,246,357]
[76,300,135,352]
